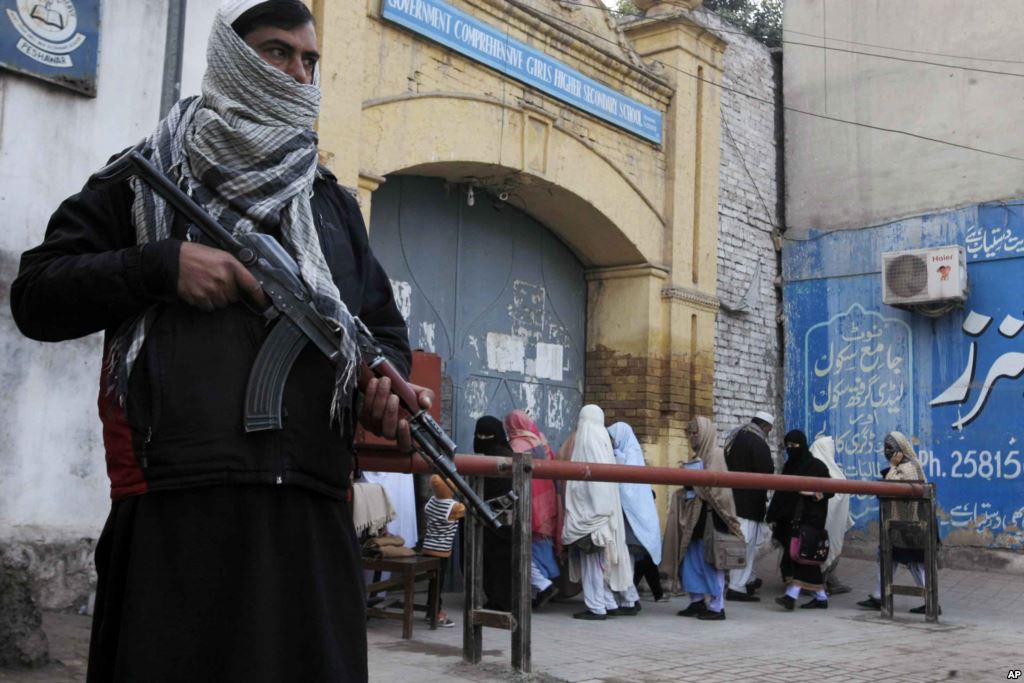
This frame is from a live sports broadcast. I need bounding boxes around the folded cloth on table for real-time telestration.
[363,539,416,559]
[375,545,415,558]
[351,482,396,537]
[365,533,407,548]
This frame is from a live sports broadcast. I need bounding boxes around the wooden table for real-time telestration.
[363,555,442,639]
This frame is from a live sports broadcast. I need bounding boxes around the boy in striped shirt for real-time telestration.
[422,475,465,627]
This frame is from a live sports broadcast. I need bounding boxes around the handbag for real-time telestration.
[788,524,829,565]
[788,498,829,565]
[703,511,747,570]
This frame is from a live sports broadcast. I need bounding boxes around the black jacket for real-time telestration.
[11,164,410,500]
[766,456,833,535]
[725,426,775,521]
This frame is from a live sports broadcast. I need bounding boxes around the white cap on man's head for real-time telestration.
[753,411,774,426]
[220,0,269,24]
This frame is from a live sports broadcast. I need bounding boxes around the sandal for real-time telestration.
[427,613,456,628]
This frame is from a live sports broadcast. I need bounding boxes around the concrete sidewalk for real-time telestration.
[367,554,1023,683]
[3,555,1021,682]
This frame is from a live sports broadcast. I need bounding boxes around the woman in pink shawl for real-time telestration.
[505,410,562,608]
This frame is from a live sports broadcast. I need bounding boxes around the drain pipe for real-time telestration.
[771,47,786,433]
[160,0,188,117]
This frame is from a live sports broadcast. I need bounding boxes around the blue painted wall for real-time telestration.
[783,201,1024,548]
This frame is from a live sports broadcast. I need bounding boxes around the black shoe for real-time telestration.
[534,585,559,609]
[745,578,763,593]
[775,595,795,611]
[726,588,760,602]
[677,601,708,617]
[572,610,607,621]
[800,598,828,609]
[697,609,726,621]
[909,604,942,615]
[615,602,641,616]
[604,608,621,617]
[856,596,882,610]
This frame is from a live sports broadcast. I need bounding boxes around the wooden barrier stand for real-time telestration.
[878,489,941,622]
[459,453,533,670]
[359,449,939,672]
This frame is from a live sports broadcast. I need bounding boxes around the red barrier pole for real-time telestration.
[357,449,927,498]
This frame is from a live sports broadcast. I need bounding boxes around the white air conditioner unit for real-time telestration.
[881,246,967,306]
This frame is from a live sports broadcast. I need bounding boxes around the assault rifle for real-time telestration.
[88,144,508,530]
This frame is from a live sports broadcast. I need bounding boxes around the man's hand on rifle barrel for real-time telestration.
[178,242,267,312]
[360,376,434,452]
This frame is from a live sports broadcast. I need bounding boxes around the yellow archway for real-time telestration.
[357,93,666,269]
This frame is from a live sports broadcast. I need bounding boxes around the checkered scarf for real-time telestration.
[108,11,360,421]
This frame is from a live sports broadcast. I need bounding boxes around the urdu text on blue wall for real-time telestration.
[784,201,1024,549]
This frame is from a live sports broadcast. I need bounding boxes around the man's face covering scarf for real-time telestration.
[109,9,361,423]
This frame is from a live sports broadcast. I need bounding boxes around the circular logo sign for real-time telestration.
[16,0,78,43]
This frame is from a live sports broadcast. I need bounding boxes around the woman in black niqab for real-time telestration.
[767,430,815,528]
[474,416,515,457]
[766,429,833,610]
[473,416,514,610]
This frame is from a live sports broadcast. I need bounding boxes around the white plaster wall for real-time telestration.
[0,0,217,534]
[693,9,783,450]
[180,3,220,99]
[784,0,1024,233]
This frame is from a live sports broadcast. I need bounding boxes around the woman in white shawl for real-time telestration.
[810,436,854,594]
[857,431,938,614]
[562,405,638,620]
[608,422,665,601]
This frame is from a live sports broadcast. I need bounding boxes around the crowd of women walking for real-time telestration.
[462,404,935,622]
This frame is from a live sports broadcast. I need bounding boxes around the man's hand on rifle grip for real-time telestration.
[177,242,266,312]
[360,376,434,452]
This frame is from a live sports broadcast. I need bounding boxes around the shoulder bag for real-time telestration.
[703,511,747,570]
[788,498,830,566]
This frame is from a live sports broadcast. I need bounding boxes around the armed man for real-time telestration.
[10,2,430,681]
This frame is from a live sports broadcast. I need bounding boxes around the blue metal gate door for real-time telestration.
[369,175,585,454]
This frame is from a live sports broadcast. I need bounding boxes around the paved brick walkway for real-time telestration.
[3,555,1021,682]
[367,555,1024,682]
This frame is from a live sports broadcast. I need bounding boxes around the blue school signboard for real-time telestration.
[0,0,100,96]
[381,0,663,145]
[783,201,1024,549]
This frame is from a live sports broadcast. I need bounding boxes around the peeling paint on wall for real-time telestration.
[390,279,412,321]
[510,280,545,340]
[519,381,541,419]
[463,377,491,420]
[466,334,481,360]
[546,388,568,432]
[417,321,436,353]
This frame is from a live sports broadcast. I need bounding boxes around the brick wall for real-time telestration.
[696,9,783,451]
[585,345,714,445]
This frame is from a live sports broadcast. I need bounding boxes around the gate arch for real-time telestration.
[360,94,665,269]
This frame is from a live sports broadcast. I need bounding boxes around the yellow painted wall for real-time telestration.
[315,1,726,516]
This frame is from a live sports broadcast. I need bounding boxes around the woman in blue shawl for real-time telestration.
[608,422,665,601]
